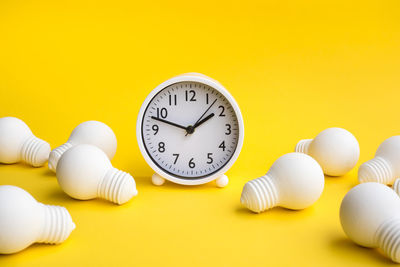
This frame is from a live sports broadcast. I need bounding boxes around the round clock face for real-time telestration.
[141,81,240,180]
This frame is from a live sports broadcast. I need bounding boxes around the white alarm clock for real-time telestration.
[136,73,244,187]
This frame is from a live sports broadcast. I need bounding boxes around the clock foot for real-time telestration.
[152,173,165,186]
[216,174,229,188]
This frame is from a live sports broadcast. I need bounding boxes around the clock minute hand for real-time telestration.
[151,116,187,130]
[193,98,218,126]
[193,113,215,129]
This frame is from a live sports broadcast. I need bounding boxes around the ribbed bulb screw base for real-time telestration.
[37,204,75,244]
[20,136,51,167]
[358,157,394,184]
[240,174,279,213]
[376,218,400,263]
[48,142,74,172]
[294,139,312,154]
[393,179,400,196]
[98,168,138,205]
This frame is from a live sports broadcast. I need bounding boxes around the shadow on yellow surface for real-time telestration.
[329,238,397,265]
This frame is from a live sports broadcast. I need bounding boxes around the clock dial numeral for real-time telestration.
[158,142,165,153]
[172,153,179,164]
[189,158,195,168]
[225,124,231,135]
[207,153,213,164]
[142,81,240,179]
[219,141,226,151]
[169,94,177,106]
[218,105,225,117]
[152,125,159,135]
[156,108,168,118]
[185,90,196,102]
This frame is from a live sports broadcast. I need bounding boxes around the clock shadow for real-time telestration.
[134,175,218,190]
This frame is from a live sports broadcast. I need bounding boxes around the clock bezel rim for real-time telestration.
[136,73,244,185]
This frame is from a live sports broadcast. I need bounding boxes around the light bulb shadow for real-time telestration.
[324,174,358,190]
[329,237,396,265]
[324,174,340,179]
[235,205,310,218]
[13,161,49,170]
[0,163,54,177]
[0,162,19,167]
[43,188,81,205]
[41,168,56,178]
[44,188,117,208]
[0,162,31,169]
[345,180,364,191]
[0,243,54,257]
[0,240,73,257]
[28,242,60,252]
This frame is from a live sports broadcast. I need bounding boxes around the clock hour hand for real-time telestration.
[151,116,187,130]
[185,98,218,136]
[185,113,215,135]
[194,113,215,128]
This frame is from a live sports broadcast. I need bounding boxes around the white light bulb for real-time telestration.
[295,127,360,176]
[340,182,400,263]
[48,121,117,172]
[0,117,51,167]
[240,152,324,213]
[0,185,75,254]
[56,144,137,205]
[358,136,400,185]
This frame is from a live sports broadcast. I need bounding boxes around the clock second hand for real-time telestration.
[185,98,217,136]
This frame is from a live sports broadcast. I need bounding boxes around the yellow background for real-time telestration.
[0,0,399,266]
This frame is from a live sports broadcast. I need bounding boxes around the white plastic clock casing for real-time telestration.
[136,73,244,186]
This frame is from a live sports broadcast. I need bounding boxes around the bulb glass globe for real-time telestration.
[0,117,50,167]
[48,120,117,172]
[295,127,359,176]
[241,152,324,213]
[340,182,400,263]
[56,144,137,205]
